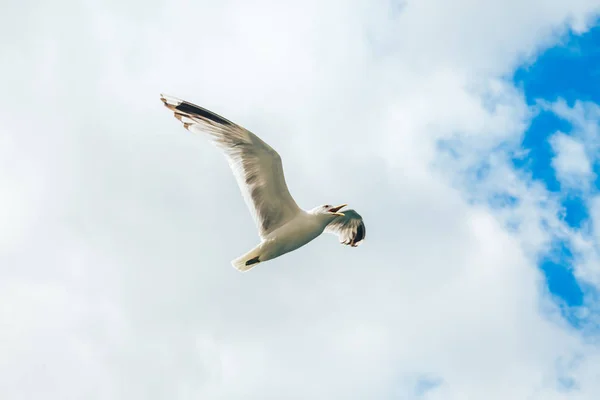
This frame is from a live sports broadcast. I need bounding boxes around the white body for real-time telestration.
[232,212,329,271]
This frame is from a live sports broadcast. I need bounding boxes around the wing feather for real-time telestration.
[160,94,301,238]
[325,209,366,247]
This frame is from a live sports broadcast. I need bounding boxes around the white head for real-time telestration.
[309,204,347,220]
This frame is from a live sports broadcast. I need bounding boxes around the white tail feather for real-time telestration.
[231,245,263,272]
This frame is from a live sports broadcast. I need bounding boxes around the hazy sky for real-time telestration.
[2,0,600,399]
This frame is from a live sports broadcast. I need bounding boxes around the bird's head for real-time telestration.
[311,204,347,218]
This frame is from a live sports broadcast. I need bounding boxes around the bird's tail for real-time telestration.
[231,244,263,272]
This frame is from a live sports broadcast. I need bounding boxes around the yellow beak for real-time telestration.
[329,204,347,216]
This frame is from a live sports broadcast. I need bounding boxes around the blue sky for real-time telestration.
[513,25,599,313]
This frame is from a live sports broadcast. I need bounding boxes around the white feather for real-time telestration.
[160,94,301,239]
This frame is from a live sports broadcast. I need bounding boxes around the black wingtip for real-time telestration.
[175,102,233,126]
[352,223,366,246]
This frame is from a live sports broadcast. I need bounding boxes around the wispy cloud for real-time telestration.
[1,1,600,399]
[550,132,594,189]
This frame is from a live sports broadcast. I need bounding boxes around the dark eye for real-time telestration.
[324,205,330,208]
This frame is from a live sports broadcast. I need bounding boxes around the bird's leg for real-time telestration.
[245,256,260,266]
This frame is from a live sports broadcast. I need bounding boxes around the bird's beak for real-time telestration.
[329,204,347,216]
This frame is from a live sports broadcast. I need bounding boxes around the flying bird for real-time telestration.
[160,94,365,272]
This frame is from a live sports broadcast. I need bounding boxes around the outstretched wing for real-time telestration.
[160,94,301,238]
[325,209,366,247]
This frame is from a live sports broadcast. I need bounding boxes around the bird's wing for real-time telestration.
[160,94,302,238]
[325,209,366,247]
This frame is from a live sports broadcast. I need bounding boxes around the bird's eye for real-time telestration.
[324,205,330,208]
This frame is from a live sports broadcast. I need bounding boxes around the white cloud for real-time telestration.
[550,132,593,189]
[573,196,600,288]
[536,99,600,289]
[547,99,600,167]
[1,0,600,399]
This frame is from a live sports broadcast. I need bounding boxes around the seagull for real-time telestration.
[160,94,366,272]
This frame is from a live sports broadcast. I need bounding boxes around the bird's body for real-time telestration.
[232,211,326,271]
[160,94,366,272]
